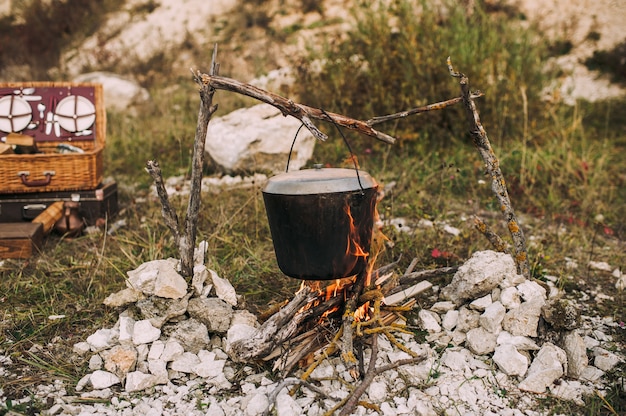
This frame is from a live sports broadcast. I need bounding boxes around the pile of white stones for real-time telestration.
[2,250,623,416]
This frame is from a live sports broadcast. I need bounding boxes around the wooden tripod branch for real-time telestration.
[448,57,530,279]
[198,73,397,145]
[146,46,219,279]
[366,92,484,126]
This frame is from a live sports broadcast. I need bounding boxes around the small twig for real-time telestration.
[337,335,379,416]
[473,216,509,253]
[367,93,484,126]
[145,160,180,245]
[447,57,530,278]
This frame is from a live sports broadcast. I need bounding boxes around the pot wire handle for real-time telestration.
[286,110,365,194]
[321,108,365,194]
[286,123,306,172]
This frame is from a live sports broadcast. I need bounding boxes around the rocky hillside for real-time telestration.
[1,0,624,106]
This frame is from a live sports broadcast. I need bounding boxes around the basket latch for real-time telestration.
[17,170,56,187]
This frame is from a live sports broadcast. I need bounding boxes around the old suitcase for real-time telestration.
[0,222,43,259]
[0,82,105,194]
[0,181,118,226]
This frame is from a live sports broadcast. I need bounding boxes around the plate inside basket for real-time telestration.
[0,96,32,133]
[55,95,96,132]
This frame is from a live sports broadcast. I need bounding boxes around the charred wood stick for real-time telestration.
[369,255,403,287]
[274,329,329,375]
[340,268,369,379]
[198,73,397,145]
[447,57,530,278]
[366,93,484,126]
[229,286,314,361]
[397,266,458,287]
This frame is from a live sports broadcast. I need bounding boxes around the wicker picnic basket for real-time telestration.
[0,82,106,194]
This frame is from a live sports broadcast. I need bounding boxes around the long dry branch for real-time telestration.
[366,92,484,126]
[198,73,397,145]
[447,57,530,278]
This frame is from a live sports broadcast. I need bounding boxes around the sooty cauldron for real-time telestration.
[262,167,378,280]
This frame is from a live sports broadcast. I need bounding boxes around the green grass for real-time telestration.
[1,0,625,414]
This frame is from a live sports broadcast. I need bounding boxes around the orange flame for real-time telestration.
[344,204,369,261]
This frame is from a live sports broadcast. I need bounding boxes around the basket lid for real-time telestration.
[263,167,377,195]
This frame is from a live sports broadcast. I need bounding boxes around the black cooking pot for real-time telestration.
[262,167,378,280]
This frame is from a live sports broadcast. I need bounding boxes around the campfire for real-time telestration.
[229,172,455,396]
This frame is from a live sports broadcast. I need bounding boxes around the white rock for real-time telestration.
[455,306,481,333]
[551,379,588,406]
[231,309,259,327]
[118,315,135,344]
[368,380,387,402]
[518,343,567,393]
[516,280,547,303]
[160,340,185,362]
[125,371,158,393]
[205,403,226,416]
[441,310,459,331]
[192,264,209,296]
[469,294,492,311]
[153,266,188,299]
[466,327,497,355]
[206,103,316,174]
[243,392,269,416]
[209,269,238,306]
[73,341,91,355]
[419,309,442,332]
[225,324,258,359]
[195,350,226,379]
[502,299,544,337]
[136,343,149,362]
[442,224,461,236]
[430,301,456,313]
[75,373,91,391]
[275,392,303,416]
[480,301,506,333]
[588,260,612,272]
[580,365,605,382]
[90,370,121,390]
[441,349,471,372]
[593,347,622,371]
[148,340,165,361]
[493,344,528,376]
[170,352,201,373]
[499,287,521,309]
[132,320,161,345]
[86,328,118,352]
[496,331,539,351]
[441,251,516,305]
[148,359,169,384]
[102,287,145,308]
[126,260,161,293]
[88,354,103,370]
[562,331,588,378]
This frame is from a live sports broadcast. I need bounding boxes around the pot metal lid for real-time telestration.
[263,167,377,195]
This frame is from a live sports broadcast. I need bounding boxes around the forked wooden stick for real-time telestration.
[448,57,530,278]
